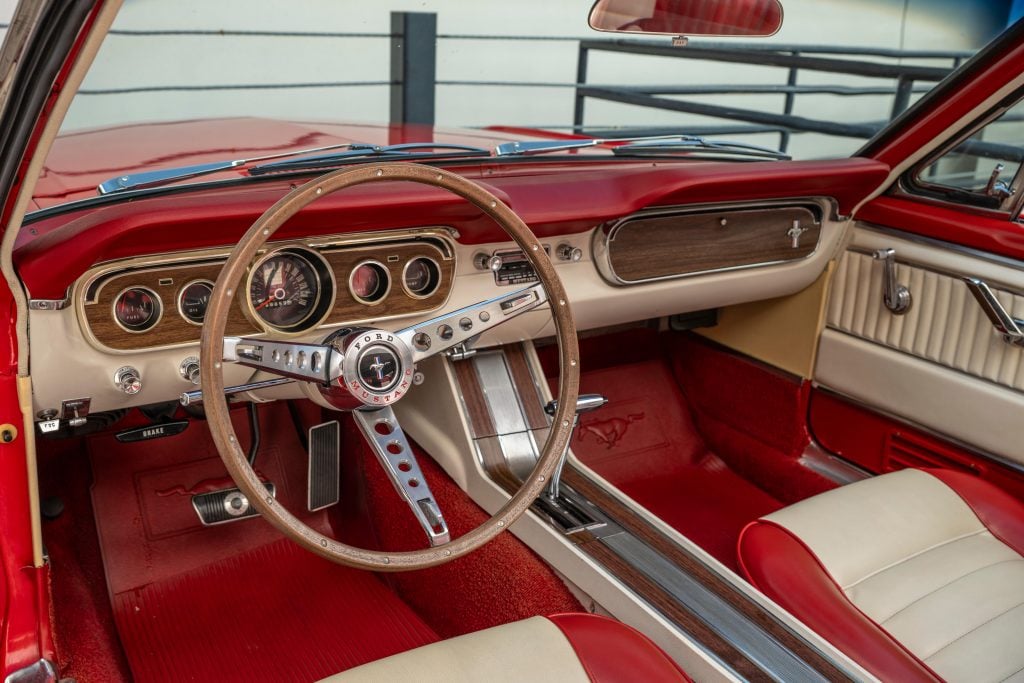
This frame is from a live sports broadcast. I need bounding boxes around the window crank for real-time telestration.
[872,248,912,315]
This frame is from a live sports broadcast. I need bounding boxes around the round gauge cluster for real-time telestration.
[348,255,441,306]
[106,246,444,337]
[402,257,441,298]
[113,287,162,332]
[247,247,335,333]
[177,280,213,325]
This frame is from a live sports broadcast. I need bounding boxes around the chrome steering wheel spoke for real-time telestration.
[394,283,547,362]
[353,406,451,546]
[223,336,343,384]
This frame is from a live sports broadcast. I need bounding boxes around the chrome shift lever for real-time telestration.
[543,394,607,499]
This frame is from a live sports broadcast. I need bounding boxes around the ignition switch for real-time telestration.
[114,366,143,395]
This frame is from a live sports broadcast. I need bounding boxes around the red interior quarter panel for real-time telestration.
[15,157,888,299]
[808,389,1024,501]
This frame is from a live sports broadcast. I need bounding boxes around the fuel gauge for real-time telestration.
[113,287,162,333]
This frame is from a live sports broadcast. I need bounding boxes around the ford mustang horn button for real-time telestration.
[357,346,399,391]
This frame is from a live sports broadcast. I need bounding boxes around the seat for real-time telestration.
[738,468,1024,683]
[320,613,690,682]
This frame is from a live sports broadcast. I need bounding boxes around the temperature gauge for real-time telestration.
[113,287,162,332]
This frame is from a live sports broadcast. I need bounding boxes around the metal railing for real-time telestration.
[572,39,970,152]
[2,14,987,155]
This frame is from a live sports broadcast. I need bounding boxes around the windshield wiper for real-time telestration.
[97,141,361,194]
[247,143,490,175]
[612,137,790,161]
[494,135,789,161]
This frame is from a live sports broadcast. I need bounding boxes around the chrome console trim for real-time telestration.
[464,343,854,682]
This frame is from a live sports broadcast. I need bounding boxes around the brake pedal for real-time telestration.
[307,420,340,511]
[192,483,275,526]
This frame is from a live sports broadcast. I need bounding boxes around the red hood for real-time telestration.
[34,117,576,209]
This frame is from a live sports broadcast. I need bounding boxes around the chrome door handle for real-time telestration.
[872,248,912,315]
[963,277,1024,347]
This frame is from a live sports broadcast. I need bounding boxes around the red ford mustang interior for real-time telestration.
[1,1,1024,681]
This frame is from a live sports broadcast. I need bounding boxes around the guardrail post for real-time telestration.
[779,50,799,153]
[891,75,913,118]
[390,12,436,126]
[573,43,590,132]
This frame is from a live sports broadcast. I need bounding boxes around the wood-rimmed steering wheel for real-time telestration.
[200,163,580,571]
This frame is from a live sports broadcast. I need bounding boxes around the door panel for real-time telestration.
[814,224,1024,468]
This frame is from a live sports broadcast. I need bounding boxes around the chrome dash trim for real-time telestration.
[28,297,71,311]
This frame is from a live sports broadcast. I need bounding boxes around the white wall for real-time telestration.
[18,0,1014,159]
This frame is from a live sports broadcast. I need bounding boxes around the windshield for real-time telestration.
[28,0,1022,209]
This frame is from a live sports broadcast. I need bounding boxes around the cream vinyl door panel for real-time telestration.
[817,225,1024,464]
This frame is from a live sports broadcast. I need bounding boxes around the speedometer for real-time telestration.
[247,248,333,332]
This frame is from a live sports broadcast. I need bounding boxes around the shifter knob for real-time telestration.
[544,394,608,417]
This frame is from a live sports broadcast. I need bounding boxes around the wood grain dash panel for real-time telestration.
[82,240,454,351]
[607,206,819,282]
[83,261,259,351]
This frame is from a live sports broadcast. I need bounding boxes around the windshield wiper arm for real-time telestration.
[247,143,490,175]
[494,134,789,161]
[96,141,361,194]
[494,135,692,157]
[612,137,790,161]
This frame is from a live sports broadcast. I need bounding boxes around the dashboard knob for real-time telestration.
[180,356,201,385]
[114,366,142,395]
[557,243,583,262]
[474,252,504,272]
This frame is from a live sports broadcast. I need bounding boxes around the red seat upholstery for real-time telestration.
[548,613,692,682]
[323,612,691,682]
[738,469,1024,683]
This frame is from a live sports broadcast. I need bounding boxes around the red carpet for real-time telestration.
[112,538,438,683]
[339,417,584,638]
[73,400,580,681]
[561,358,783,569]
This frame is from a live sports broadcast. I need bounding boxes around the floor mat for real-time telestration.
[112,538,439,683]
[89,403,439,682]
[559,359,783,569]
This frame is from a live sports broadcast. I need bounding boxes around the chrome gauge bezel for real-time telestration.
[111,285,164,334]
[176,279,215,326]
[400,256,442,299]
[348,259,392,306]
[244,246,337,334]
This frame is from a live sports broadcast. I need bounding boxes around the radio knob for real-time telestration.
[179,356,201,385]
[114,366,142,395]
[474,252,504,272]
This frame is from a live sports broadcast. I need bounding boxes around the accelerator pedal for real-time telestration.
[193,483,275,526]
[308,420,341,511]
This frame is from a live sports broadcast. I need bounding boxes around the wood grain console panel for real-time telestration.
[605,206,820,283]
[83,239,453,351]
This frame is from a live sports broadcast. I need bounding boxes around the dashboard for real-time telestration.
[18,158,890,424]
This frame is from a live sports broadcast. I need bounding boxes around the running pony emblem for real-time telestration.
[577,413,643,449]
